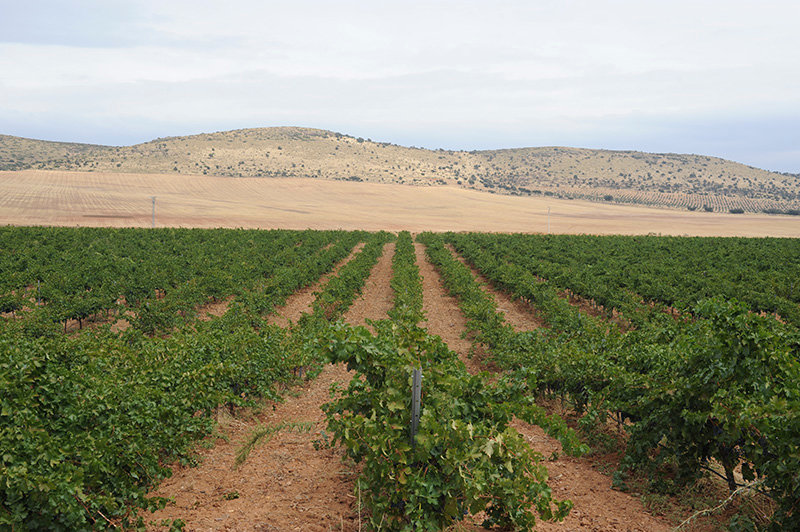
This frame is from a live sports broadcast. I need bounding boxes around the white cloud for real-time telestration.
[1,0,798,170]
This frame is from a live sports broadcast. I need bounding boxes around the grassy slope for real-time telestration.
[1,127,798,212]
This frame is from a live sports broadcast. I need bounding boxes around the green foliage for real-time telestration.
[416,233,593,454]
[445,231,800,328]
[0,320,310,529]
[321,320,570,530]
[388,231,424,324]
[424,231,800,529]
[0,226,390,530]
[3,226,798,529]
[318,233,579,530]
[0,227,364,335]
[619,299,800,528]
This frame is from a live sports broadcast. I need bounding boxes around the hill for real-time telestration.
[1,127,798,213]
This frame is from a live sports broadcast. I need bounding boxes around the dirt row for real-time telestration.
[146,242,393,531]
[268,242,367,328]
[146,241,672,530]
[30,244,366,336]
[413,243,671,531]
[444,243,547,333]
[442,243,634,331]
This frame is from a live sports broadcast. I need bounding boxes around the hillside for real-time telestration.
[1,127,798,213]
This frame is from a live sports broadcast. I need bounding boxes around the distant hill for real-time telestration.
[1,127,798,213]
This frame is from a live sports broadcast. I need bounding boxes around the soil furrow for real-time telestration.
[444,243,547,331]
[145,241,393,531]
[197,295,236,321]
[444,243,633,330]
[269,242,366,327]
[60,243,363,335]
[414,242,671,532]
[344,242,396,330]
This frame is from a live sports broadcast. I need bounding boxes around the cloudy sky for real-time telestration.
[1,1,798,171]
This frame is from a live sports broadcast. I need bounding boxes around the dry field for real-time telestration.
[3,127,798,213]
[1,170,798,237]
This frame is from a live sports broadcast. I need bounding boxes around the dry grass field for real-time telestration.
[2,127,798,213]
[1,170,797,237]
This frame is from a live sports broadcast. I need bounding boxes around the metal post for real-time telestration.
[151,196,156,228]
[410,369,422,446]
[547,206,551,234]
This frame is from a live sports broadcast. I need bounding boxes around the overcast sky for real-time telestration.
[1,1,798,172]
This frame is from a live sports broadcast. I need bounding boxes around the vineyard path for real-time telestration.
[68,243,357,334]
[267,242,364,329]
[444,244,548,333]
[147,241,395,531]
[414,242,672,532]
[443,243,631,330]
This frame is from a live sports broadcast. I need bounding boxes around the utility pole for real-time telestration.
[151,196,156,228]
[547,206,551,234]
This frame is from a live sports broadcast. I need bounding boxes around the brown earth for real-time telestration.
[413,243,672,531]
[444,244,632,332]
[145,363,358,531]
[197,296,235,322]
[345,243,396,332]
[268,242,365,328]
[3,127,797,213]
[146,242,395,531]
[2,170,799,237]
[443,244,547,332]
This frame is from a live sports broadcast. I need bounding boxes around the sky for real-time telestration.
[1,1,799,172]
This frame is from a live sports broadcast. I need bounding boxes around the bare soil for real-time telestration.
[2,170,797,237]
[145,242,395,531]
[6,127,797,214]
[197,296,235,321]
[268,242,365,328]
[145,365,358,531]
[413,243,672,531]
[445,243,630,331]
[344,243,396,332]
[444,244,547,332]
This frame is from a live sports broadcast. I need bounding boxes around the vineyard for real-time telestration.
[553,186,800,215]
[1,227,798,530]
